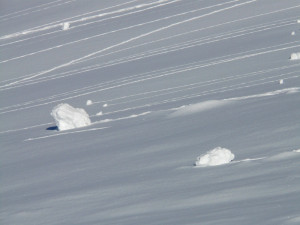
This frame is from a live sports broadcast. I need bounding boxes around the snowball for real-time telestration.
[103,104,108,108]
[86,100,93,106]
[279,79,284,85]
[195,147,235,167]
[290,52,300,60]
[291,31,295,36]
[51,103,91,131]
[62,22,70,30]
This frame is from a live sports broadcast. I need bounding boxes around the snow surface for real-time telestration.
[1,0,300,224]
[195,147,235,167]
[51,103,91,131]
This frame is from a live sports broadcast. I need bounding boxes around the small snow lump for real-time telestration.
[195,147,235,167]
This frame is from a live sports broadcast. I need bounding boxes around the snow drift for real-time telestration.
[51,103,91,131]
[195,147,235,167]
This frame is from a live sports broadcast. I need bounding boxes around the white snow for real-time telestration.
[290,52,300,60]
[61,22,70,30]
[195,147,235,167]
[291,31,295,36]
[279,79,284,85]
[51,103,91,131]
[86,100,93,106]
[103,103,108,108]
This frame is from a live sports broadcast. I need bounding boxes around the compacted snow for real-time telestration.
[1,0,300,224]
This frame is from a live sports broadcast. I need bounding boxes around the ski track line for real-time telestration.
[1,0,257,88]
[1,2,298,49]
[0,0,65,20]
[1,18,294,91]
[2,38,300,101]
[2,15,293,88]
[0,0,78,22]
[100,70,300,107]
[0,0,141,47]
[99,75,300,117]
[1,41,300,114]
[24,126,109,141]
[0,122,53,134]
[0,0,236,64]
[0,0,174,41]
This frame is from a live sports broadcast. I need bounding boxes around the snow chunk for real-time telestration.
[51,103,91,131]
[96,111,103,116]
[291,31,295,36]
[279,79,284,85]
[290,52,300,60]
[62,22,70,30]
[103,103,108,108]
[195,147,235,167]
[86,100,93,106]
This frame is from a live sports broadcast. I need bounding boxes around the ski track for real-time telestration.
[1,18,297,91]
[1,41,300,115]
[0,0,178,41]
[1,0,257,88]
[2,14,297,88]
[24,126,109,142]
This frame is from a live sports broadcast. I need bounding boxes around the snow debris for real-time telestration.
[86,100,93,106]
[103,103,108,108]
[51,103,91,131]
[62,22,70,30]
[96,111,103,116]
[291,31,295,36]
[290,52,300,60]
[279,79,284,85]
[195,147,235,167]
[297,19,300,24]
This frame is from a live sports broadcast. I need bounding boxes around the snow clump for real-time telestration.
[62,22,70,30]
[103,103,108,108]
[86,100,93,106]
[51,103,91,131]
[290,52,300,60]
[279,79,284,85]
[291,31,295,36]
[195,147,235,167]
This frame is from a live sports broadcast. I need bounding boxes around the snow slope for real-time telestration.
[1,0,300,224]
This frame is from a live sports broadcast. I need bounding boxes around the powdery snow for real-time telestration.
[290,52,300,60]
[195,147,235,167]
[51,103,91,131]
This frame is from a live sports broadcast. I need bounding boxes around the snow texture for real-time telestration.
[290,52,300,60]
[195,147,235,167]
[51,103,91,131]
